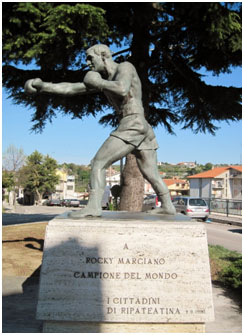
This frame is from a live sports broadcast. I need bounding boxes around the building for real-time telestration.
[53,170,76,200]
[105,166,121,188]
[188,166,242,199]
[163,178,190,196]
[105,168,189,197]
[66,175,76,198]
[177,162,197,168]
[55,169,68,199]
[106,172,121,187]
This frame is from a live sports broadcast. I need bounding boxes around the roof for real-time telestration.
[163,179,188,186]
[188,166,242,179]
[231,165,242,172]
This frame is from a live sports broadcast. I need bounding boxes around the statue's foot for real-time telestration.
[68,208,102,219]
[147,204,176,216]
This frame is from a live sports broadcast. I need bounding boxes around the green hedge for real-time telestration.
[209,245,242,292]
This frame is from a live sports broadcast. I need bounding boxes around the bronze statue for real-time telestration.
[25,44,176,217]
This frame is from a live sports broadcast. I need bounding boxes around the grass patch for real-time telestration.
[209,245,242,293]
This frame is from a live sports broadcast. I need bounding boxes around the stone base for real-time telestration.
[43,321,205,333]
[36,211,214,332]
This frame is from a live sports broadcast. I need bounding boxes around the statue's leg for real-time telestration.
[69,136,134,218]
[136,150,176,215]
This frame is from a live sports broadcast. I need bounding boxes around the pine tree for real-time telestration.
[3,3,242,211]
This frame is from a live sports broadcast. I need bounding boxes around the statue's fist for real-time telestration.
[83,71,102,89]
[24,78,43,94]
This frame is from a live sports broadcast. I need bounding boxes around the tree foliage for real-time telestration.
[23,151,59,203]
[3,3,110,67]
[2,2,242,135]
[2,170,15,191]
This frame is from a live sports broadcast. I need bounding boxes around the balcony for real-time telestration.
[212,181,224,189]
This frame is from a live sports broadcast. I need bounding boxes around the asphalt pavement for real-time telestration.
[3,203,242,226]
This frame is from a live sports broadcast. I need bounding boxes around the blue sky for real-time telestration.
[2,66,242,166]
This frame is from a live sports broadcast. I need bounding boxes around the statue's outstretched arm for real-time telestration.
[24,78,97,96]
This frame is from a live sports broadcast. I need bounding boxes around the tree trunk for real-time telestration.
[35,189,42,205]
[119,154,144,211]
[119,5,153,212]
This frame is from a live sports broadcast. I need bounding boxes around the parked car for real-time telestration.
[69,199,80,207]
[61,199,80,207]
[172,196,209,221]
[60,199,69,207]
[47,199,61,206]
[142,194,161,211]
[79,199,88,207]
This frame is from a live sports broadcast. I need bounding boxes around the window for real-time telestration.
[189,199,207,206]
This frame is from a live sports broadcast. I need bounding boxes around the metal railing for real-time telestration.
[204,198,242,217]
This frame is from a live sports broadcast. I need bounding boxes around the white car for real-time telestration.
[172,196,209,221]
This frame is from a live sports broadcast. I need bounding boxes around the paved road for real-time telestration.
[2,205,79,225]
[3,205,242,253]
[204,221,242,253]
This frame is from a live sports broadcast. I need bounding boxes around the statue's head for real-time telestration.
[86,44,112,60]
[86,44,112,73]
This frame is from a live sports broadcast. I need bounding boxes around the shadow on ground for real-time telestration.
[228,229,242,234]
[3,237,44,251]
[2,213,57,226]
[3,277,42,333]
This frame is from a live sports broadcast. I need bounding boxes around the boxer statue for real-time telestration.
[25,44,176,217]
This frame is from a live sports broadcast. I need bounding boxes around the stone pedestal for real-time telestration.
[36,212,214,332]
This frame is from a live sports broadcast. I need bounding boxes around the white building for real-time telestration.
[66,175,76,198]
[54,170,77,199]
[106,173,121,187]
[106,171,170,196]
[177,162,197,168]
[188,166,242,199]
